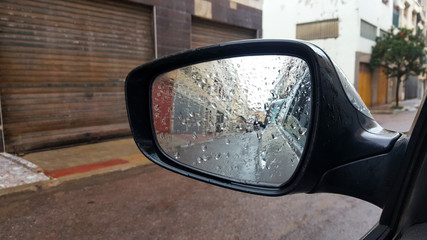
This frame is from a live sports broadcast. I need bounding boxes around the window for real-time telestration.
[393,4,400,27]
[296,18,339,40]
[360,20,377,41]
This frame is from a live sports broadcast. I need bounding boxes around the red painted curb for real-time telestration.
[44,159,128,178]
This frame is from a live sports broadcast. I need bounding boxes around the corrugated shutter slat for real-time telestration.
[191,17,257,48]
[0,0,154,152]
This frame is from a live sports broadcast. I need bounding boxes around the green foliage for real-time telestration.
[370,27,426,79]
[370,27,426,106]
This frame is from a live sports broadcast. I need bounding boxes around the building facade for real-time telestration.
[263,0,395,107]
[0,0,263,153]
[393,0,426,100]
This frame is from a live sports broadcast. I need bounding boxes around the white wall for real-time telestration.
[263,0,393,85]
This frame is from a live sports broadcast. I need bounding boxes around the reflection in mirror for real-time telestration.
[152,55,312,187]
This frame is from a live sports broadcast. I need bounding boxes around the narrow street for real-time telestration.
[0,109,419,240]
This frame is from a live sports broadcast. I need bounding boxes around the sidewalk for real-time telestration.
[0,137,152,197]
[369,98,422,114]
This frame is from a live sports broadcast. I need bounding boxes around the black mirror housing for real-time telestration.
[125,40,401,200]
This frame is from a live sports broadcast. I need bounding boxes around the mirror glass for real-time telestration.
[152,55,312,187]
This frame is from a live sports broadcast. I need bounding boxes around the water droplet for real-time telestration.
[201,145,207,151]
[225,139,230,144]
[174,152,180,159]
[259,151,267,169]
[202,154,210,161]
[192,132,198,140]
[257,132,262,140]
[225,152,230,158]
[197,157,202,164]
[158,133,165,139]
[271,132,278,139]
[215,153,221,160]
[189,112,195,118]
[153,105,160,111]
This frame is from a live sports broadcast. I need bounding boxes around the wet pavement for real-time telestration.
[0,165,380,240]
[370,98,422,133]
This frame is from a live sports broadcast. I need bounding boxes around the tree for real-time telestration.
[370,27,426,107]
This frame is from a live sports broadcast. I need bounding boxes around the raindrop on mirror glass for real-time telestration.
[202,154,210,161]
[272,132,278,140]
[174,152,180,159]
[259,152,267,169]
[225,139,230,145]
[201,145,207,152]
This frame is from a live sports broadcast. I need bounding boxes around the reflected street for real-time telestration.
[172,121,299,186]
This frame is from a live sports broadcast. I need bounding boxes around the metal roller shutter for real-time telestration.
[191,17,257,48]
[0,0,154,152]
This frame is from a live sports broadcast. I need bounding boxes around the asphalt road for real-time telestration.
[0,165,380,240]
[0,110,418,240]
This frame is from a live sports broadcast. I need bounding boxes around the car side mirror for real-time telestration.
[126,40,404,207]
[151,54,311,187]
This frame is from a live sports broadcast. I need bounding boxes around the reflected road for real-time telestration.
[172,122,300,186]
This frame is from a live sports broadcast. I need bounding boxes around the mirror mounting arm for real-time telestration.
[312,136,409,208]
